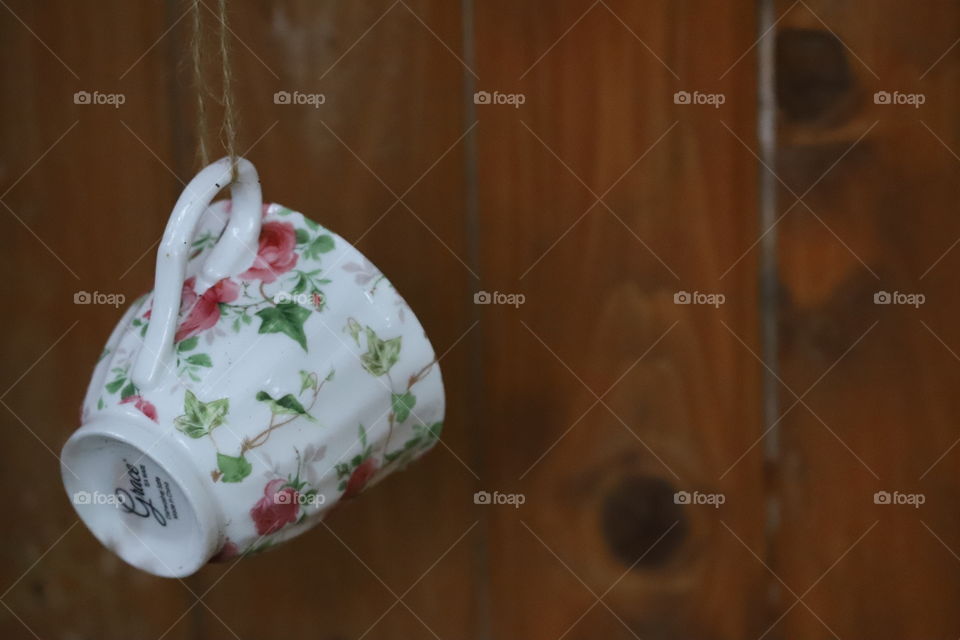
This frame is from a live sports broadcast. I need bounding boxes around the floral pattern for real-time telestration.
[120,394,158,422]
[171,369,332,485]
[82,202,444,561]
[344,458,379,499]
[239,220,299,283]
[163,211,336,354]
[251,478,300,535]
[175,277,239,342]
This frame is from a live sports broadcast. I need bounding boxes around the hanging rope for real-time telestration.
[190,0,208,166]
[191,0,238,179]
[216,0,238,177]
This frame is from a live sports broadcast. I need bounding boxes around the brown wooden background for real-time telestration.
[2,1,960,638]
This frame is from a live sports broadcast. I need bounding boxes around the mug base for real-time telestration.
[61,414,222,578]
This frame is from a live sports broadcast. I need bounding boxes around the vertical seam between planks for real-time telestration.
[166,0,190,186]
[756,0,782,632]
[459,0,491,638]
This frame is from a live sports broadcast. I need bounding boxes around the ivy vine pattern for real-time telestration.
[170,211,335,354]
[172,369,332,484]
[92,299,160,422]
[175,336,214,382]
[211,442,329,562]
[83,202,444,558]
[336,319,444,499]
[100,207,337,401]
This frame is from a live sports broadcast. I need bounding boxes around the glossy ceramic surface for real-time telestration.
[61,159,445,577]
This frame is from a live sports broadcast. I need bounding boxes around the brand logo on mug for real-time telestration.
[115,460,168,527]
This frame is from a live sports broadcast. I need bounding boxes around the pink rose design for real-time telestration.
[209,539,239,563]
[174,277,240,343]
[120,395,158,422]
[343,458,378,499]
[239,221,299,283]
[250,478,299,536]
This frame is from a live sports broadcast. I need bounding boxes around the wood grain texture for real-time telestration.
[773,1,960,638]
[8,0,958,638]
[474,2,765,638]
[1,1,481,639]
[177,2,482,639]
[0,1,194,639]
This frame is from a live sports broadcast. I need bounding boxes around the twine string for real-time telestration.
[217,0,237,179]
[190,0,237,180]
[190,0,207,166]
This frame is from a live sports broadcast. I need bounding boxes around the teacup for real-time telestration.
[61,158,445,577]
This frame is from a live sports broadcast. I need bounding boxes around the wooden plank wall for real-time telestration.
[773,1,960,638]
[475,1,764,638]
[0,1,958,639]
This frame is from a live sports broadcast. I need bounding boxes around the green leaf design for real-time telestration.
[303,235,334,260]
[186,353,213,367]
[105,377,124,394]
[255,390,316,421]
[190,230,217,251]
[217,453,252,483]
[120,381,137,401]
[383,421,443,469]
[291,272,309,295]
[359,423,368,448]
[360,327,401,377]
[299,370,318,394]
[177,336,199,352]
[174,390,230,439]
[256,302,311,351]
[346,318,362,346]
[391,392,416,423]
[295,228,310,244]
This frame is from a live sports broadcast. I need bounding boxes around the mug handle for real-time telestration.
[132,157,262,389]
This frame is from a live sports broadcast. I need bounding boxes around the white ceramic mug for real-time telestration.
[61,158,445,577]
